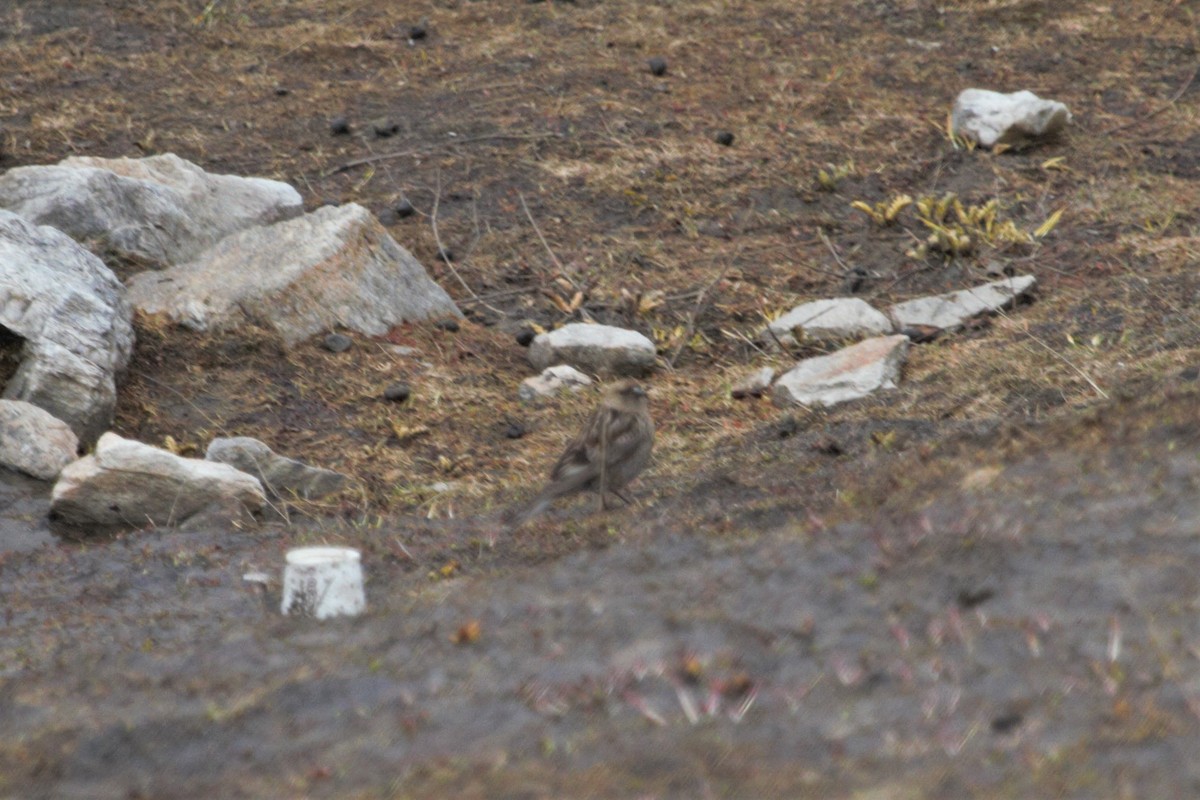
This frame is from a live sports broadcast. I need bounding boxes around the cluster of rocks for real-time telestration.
[516,88,1065,404]
[0,153,453,534]
[518,275,1036,408]
[1,83,1068,534]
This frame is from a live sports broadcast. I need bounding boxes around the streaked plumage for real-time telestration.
[515,379,654,525]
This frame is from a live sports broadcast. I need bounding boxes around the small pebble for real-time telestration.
[504,422,526,439]
[330,116,351,135]
[515,328,536,347]
[714,131,735,147]
[435,318,460,333]
[373,118,399,138]
[376,208,398,226]
[322,333,352,353]
[841,266,868,294]
[384,383,412,403]
[395,198,415,218]
[648,56,668,76]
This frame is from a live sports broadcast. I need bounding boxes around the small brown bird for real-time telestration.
[515,379,654,525]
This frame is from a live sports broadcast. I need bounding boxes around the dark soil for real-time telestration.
[3,0,1200,797]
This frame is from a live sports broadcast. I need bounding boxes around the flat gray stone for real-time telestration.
[205,436,349,500]
[773,335,909,408]
[527,323,656,376]
[765,297,893,347]
[888,275,1037,332]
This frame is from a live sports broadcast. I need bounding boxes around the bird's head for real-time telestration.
[606,378,650,409]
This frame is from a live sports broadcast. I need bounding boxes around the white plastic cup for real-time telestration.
[280,547,366,619]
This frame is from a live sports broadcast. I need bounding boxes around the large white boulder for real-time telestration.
[951,89,1071,149]
[0,399,79,480]
[50,433,266,535]
[0,153,303,267]
[127,203,461,346]
[0,209,134,445]
[888,275,1036,332]
[773,335,909,408]
[527,323,656,376]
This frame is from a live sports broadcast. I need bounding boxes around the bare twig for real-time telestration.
[1103,59,1200,135]
[430,171,504,316]
[328,132,560,176]
[818,228,851,273]
[995,307,1110,400]
[518,192,583,292]
[457,286,540,306]
[667,263,732,369]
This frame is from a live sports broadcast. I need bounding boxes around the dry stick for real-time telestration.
[1103,59,1200,135]
[328,132,560,176]
[457,285,540,306]
[517,191,583,293]
[818,228,851,274]
[666,263,733,370]
[993,307,1110,401]
[429,170,505,317]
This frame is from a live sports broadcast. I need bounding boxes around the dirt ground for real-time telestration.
[2,0,1200,797]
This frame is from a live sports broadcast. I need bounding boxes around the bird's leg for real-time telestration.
[612,488,635,506]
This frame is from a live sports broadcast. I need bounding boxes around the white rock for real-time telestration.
[765,298,893,346]
[731,367,775,399]
[888,275,1036,332]
[50,432,266,535]
[0,399,79,480]
[205,436,349,499]
[0,209,134,445]
[951,89,1071,149]
[0,153,303,267]
[773,335,909,408]
[519,364,594,401]
[527,323,656,376]
[127,203,461,346]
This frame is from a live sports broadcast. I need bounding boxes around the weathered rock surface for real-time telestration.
[765,297,893,347]
[731,367,775,399]
[888,275,1037,332]
[127,203,461,346]
[951,89,1071,148]
[50,433,266,535]
[0,153,303,267]
[519,364,594,401]
[527,323,656,376]
[0,209,134,445]
[0,399,79,480]
[205,436,349,500]
[773,335,909,408]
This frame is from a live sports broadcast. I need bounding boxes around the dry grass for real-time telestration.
[1,0,1197,534]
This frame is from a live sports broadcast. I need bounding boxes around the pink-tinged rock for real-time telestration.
[773,335,909,408]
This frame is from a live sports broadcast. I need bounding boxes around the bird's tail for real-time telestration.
[509,492,552,529]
